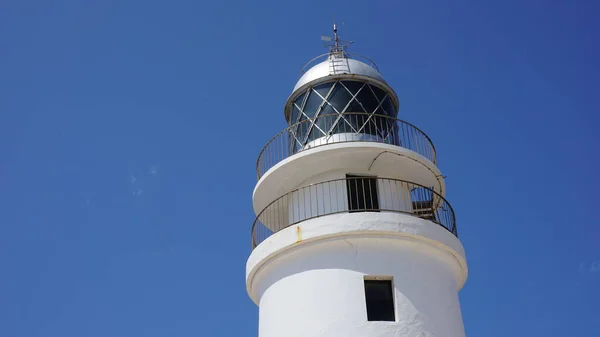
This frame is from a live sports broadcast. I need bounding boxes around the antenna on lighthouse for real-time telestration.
[321,20,353,55]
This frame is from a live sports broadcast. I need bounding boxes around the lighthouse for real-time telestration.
[246,25,468,337]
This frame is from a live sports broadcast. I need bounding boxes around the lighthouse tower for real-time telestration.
[246,26,468,337]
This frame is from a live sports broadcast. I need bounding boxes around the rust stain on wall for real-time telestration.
[296,226,302,243]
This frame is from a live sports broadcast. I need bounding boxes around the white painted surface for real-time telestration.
[303,132,385,149]
[253,142,445,214]
[247,213,467,337]
[293,56,386,92]
[286,179,347,224]
[247,212,467,295]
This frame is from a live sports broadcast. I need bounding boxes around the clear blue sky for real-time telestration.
[1,1,599,336]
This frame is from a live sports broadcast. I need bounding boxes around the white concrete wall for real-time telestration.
[253,235,465,337]
[304,133,384,150]
[377,178,414,213]
[247,212,467,337]
[287,179,347,224]
[287,171,345,225]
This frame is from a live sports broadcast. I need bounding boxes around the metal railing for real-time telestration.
[251,177,456,249]
[299,52,380,76]
[256,113,436,179]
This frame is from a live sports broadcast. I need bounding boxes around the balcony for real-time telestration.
[256,113,437,180]
[251,177,456,249]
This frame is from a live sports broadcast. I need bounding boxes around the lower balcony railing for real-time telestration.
[251,177,457,249]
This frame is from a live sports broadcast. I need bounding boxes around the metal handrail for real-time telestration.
[256,113,437,180]
[298,52,380,77]
[251,177,457,249]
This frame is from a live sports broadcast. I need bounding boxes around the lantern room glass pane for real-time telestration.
[355,85,380,114]
[291,106,301,125]
[371,85,387,102]
[288,80,399,152]
[327,84,353,113]
[346,98,366,113]
[385,98,396,116]
[315,114,337,135]
[320,102,336,116]
[307,126,327,143]
[341,80,365,95]
[291,92,306,124]
[303,91,324,118]
[314,82,333,99]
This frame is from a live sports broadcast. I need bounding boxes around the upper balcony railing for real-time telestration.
[251,176,457,249]
[256,113,437,180]
[298,52,380,77]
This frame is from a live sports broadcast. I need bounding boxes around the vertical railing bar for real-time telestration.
[320,182,325,217]
[367,178,373,210]
[361,177,367,211]
[309,184,314,220]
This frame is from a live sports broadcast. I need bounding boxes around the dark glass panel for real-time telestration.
[295,119,310,145]
[339,112,378,137]
[364,280,395,321]
[353,114,371,134]
[345,99,366,113]
[319,102,336,116]
[327,84,353,113]
[370,84,387,102]
[314,82,333,99]
[355,86,380,113]
[369,115,387,137]
[330,117,353,135]
[293,92,306,112]
[315,114,337,135]
[303,91,324,118]
[298,110,307,123]
[341,80,365,95]
[380,97,396,117]
[291,106,300,125]
[290,91,306,126]
[306,126,326,143]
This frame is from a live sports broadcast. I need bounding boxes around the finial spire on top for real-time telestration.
[321,19,353,55]
[333,21,339,52]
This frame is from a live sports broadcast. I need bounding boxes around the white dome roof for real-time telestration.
[293,55,386,92]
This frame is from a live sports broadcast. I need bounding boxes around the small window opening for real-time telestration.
[346,175,379,212]
[364,279,395,321]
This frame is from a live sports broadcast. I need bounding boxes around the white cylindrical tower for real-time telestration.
[247,27,468,337]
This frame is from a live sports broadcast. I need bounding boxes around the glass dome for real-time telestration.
[288,78,399,153]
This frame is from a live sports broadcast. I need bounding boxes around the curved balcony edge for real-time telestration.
[256,113,437,180]
[251,176,457,249]
[246,211,468,305]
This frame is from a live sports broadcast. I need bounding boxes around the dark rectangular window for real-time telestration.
[346,175,379,212]
[364,279,395,321]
